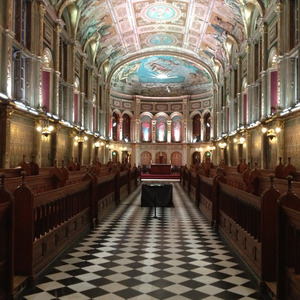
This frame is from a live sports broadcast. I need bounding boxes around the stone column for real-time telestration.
[53,23,62,116]
[105,84,110,139]
[167,120,172,143]
[0,103,14,168]
[133,97,141,142]
[200,118,204,141]
[36,3,46,110]
[119,117,123,141]
[152,120,156,142]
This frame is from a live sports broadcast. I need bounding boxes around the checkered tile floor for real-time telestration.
[21,183,264,300]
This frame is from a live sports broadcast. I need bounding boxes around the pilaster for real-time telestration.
[0,103,14,168]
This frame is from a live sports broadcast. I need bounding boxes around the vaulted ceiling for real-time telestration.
[60,0,264,96]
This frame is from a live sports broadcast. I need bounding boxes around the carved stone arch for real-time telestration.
[170,112,183,119]
[154,111,169,120]
[122,110,133,118]
[140,111,154,119]
[43,48,53,69]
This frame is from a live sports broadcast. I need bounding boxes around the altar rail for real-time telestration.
[181,167,300,299]
[0,165,139,299]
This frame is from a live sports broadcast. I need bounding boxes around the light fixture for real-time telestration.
[75,134,88,143]
[94,141,100,148]
[219,142,227,149]
[234,136,245,144]
[261,127,280,140]
[267,129,276,140]
[36,117,54,137]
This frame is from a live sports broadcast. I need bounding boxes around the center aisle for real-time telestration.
[22,183,263,300]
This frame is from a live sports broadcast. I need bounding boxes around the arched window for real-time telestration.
[122,114,131,142]
[112,112,120,141]
[42,48,53,113]
[192,114,201,142]
[156,116,167,142]
[141,115,151,142]
[268,48,278,115]
[204,113,211,142]
[171,116,182,142]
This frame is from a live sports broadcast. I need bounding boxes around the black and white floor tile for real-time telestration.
[21,183,264,300]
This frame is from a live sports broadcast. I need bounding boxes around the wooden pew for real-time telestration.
[13,172,92,282]
[0,174,14,300]
[277,176,300,300]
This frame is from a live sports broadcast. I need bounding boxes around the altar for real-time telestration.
[150,164,171,174]
[141,183,173,207]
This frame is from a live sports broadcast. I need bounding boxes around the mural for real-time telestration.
[71,0,249,81]
[111,56,213,96]
[172,116,182,142]
[141,116,151,142]
[156,116,167,142]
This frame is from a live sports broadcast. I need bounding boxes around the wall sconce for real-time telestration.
[106,144,114,150]
[75,135,88,143]
[36,118,54,137]
[234,136,245,144]
[120,146,127,151]
[262,127,281,140]
[219,142,227,149]
[195,147,203,152]
[94,141,100,148]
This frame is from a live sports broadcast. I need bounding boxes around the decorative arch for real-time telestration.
[43,48,53,69]
[41,48,54,113]
[268,47,278,69]
[268,47,279,114]
[171,152,182,168]
[155,151,167,164]
[140,151,152,168]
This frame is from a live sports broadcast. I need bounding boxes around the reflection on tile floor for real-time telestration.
[21,183,264,300]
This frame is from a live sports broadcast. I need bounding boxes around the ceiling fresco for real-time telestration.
[110,55,213,96]
[69,0,267,96]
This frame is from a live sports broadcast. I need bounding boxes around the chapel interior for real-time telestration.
[0,0,300,299]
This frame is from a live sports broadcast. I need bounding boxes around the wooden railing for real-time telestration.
[0,165,139,299]
[181,166,300,298]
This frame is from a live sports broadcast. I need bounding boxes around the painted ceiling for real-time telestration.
[62,0,267,96]
[111,55,213,96]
